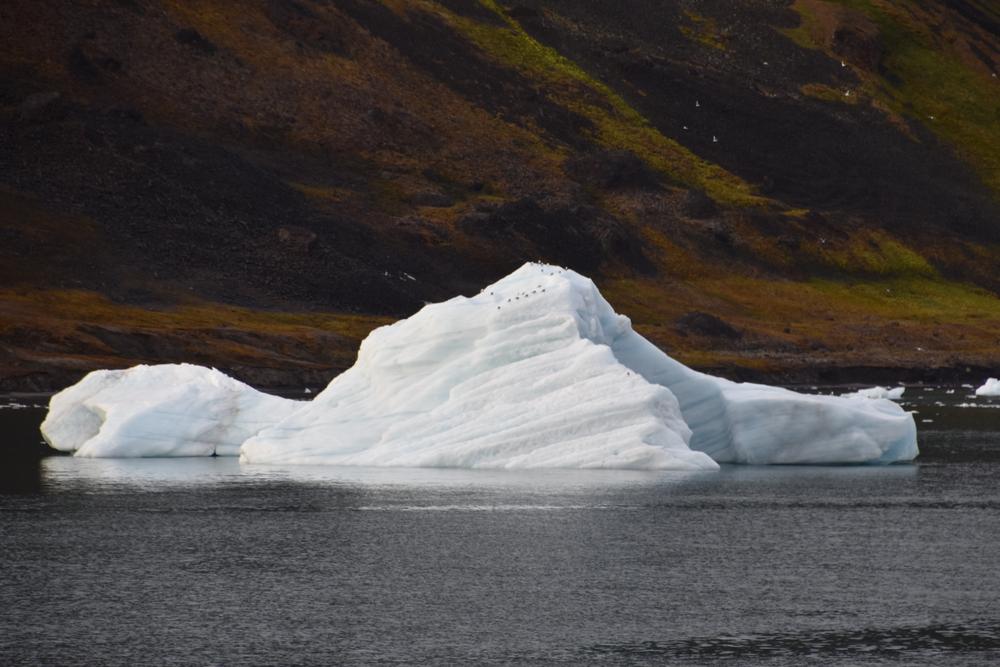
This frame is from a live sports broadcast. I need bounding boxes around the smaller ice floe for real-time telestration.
[956,402,1000,409]
[41,364,300,457]
[974,378,1000,397]
[0,401,34,410]
[840,386,905,400]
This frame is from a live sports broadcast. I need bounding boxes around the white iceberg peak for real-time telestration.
[241,263,713,470]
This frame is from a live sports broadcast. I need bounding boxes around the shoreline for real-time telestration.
[3,360,994,397]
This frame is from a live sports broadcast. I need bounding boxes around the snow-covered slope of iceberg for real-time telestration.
[241,265,714,470]
[242,263,917,467]
[41,364,300,457]
[975,378,1000,397]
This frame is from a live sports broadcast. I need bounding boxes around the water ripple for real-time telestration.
[588,620,1000,660]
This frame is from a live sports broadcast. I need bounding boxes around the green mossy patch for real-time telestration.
[679,10,727,51]
[809,230,937,277]
[434,0,764,207]
[800,82,861,105]
[786,0,1000,197]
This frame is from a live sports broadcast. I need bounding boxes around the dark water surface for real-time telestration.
[2,388,1000,665]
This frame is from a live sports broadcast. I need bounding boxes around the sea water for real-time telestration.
[1,387,998,665]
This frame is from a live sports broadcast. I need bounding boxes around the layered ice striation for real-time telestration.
[975,378,1000,397]
[41,364,300,457]
[42,264,918,468]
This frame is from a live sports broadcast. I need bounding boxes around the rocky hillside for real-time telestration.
[2,0,999,391]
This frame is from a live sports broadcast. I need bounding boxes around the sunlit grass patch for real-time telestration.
[680,10,727,51]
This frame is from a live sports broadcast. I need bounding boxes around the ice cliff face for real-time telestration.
[43,264,918,468]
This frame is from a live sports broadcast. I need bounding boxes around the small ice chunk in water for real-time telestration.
[974,378,1000,397]
[840,386,905,400]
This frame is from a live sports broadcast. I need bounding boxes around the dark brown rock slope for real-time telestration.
[1,0,999,390]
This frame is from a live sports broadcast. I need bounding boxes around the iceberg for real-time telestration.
[974,378,1000,397]
[42,263,918,468]
[41,364,300,457]
[240,265,712,470]
[840,386,906,400]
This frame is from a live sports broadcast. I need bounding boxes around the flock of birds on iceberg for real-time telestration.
[40,263,926,470]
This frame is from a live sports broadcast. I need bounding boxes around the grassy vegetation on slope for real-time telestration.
[0,289,392,384]
[422,0,763,207]
[787,0,1000,198]
[601,272,1000,374]
[4,0,999,387]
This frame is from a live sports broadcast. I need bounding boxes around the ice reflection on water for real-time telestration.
[38,454,918,494]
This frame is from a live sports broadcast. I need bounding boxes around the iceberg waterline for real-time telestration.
[41,263,918,469]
